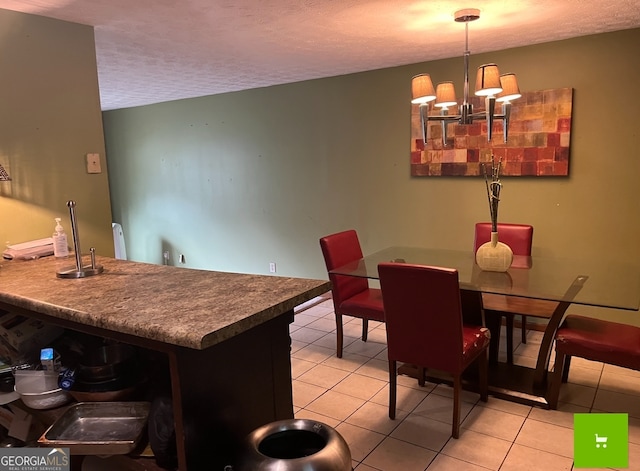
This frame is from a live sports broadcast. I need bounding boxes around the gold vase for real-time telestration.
[475,231,513,272]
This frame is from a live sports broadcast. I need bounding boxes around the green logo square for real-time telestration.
[574,413,628,468]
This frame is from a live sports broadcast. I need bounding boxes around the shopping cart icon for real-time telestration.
[595,433,608,448]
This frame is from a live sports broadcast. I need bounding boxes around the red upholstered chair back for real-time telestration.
[320,230,369,308]
[378,263,465,374]
[474,223,533,256]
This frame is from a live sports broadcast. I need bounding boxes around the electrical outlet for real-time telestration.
[86,153,101,173]
[269,262,276,273]
[180,254,186,264]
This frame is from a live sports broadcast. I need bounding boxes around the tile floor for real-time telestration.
[290,296,640,471]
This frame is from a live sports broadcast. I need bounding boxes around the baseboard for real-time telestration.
[508,317,547,332]
[294,292,331,313]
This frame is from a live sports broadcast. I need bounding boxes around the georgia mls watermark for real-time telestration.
[0,448,70,471]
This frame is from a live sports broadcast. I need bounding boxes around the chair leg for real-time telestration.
[561,355,572,383]
[388,359,397,420]
[478,350,489,402]
[521,315,527,344]
[335,312,344,358]
[362,319,369,342]
[417,366,426,387]
[548,350,566,409]
[506,314,514,364]
[484,311,501,364]
[452,375,461,439]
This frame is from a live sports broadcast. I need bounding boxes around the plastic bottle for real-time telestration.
[52,217,69,258]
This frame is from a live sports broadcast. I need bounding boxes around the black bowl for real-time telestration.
[78,344,137,382]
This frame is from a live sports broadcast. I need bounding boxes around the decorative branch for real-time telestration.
[482,156,502,233]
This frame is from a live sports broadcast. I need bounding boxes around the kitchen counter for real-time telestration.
[0,256,329,350]
[0,255,331,470]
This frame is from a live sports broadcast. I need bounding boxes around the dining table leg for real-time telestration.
[533,300,571,390]
[533,275,588,391]
[460,289,485,327]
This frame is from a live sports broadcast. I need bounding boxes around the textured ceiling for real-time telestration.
[1,0,639,110]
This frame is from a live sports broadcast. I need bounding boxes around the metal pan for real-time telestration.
[38,401,150,455]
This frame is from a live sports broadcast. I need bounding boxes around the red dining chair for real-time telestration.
[378,262,490,439]
[475,222,556,364]
[319,230,385,358]
[548,315,640,409]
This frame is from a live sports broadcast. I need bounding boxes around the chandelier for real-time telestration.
[411,9,521,146]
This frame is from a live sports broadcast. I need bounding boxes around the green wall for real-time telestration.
[0,9,113,257]
[104,28,640,290]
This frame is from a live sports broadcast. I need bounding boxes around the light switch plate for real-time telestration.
[86,153,101,174]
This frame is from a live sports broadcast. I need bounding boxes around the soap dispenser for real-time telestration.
[53,217,69,258]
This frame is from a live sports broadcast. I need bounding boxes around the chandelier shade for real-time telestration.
[411,74,436,104]
[497,73,522,102]
[475,63,503,97]
[435,82,458,108]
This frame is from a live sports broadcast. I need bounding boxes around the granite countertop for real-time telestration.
[0,256,330,350]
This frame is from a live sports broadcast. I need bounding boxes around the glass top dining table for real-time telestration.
[330,246,640,406]
[329,246,640,312]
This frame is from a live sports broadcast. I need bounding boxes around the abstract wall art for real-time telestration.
[410,88,573,177]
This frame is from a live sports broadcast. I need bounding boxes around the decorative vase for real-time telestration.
[475,231,513,272]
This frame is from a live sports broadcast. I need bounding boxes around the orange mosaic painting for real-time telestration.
[410,88,573,177]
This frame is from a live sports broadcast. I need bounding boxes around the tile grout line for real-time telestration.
[292,301,640,471]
